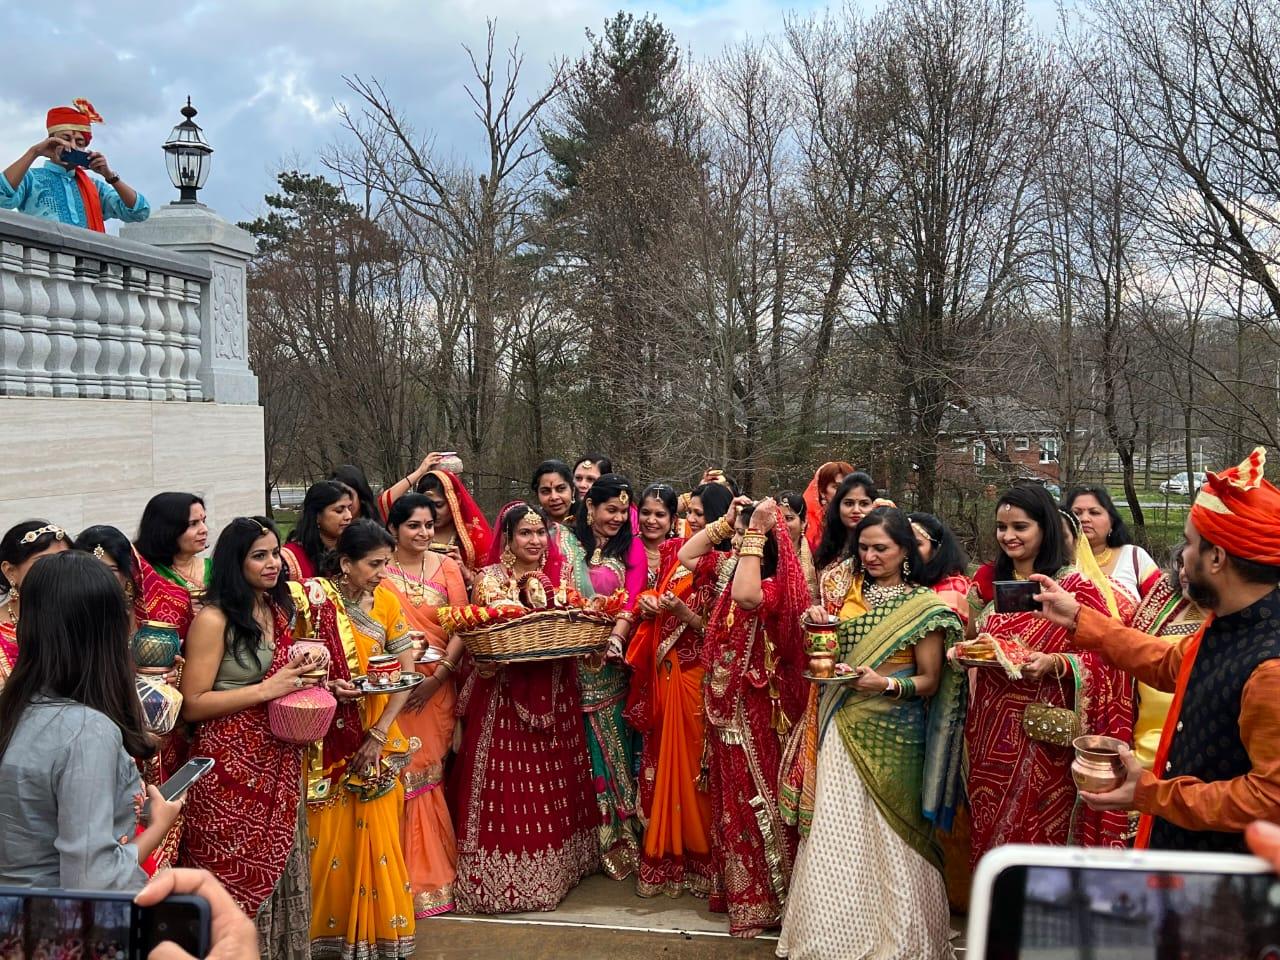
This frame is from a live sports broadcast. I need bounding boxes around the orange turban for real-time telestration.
[1190,447,1280,566]
[46,99,103,145]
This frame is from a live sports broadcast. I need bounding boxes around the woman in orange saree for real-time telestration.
[383,493,467,918]
[625,483,735,898]
[964,485,1133,867]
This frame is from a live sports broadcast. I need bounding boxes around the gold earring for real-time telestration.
[501,547,516,568]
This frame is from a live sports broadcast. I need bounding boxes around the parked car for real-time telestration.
[1159,471,1206,496]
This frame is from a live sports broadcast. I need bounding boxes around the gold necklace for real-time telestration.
[175,556,202,585]
[391,552,430,606]
[1095,547,1115,568]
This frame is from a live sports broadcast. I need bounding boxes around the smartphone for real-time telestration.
[142,757,215,821]
[60,149,92,167]
[967,844,1280,959]
[994,580,1041,614]
[0,887,211,960]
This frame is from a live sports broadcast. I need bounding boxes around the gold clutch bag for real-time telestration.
[1022,702,1081,747]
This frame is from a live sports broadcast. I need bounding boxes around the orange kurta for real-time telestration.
[383,556,467,918]
[1074,605,1280,840]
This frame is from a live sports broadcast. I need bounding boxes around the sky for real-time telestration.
[0,0,1061,227]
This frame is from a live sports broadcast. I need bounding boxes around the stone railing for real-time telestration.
[0,203,257,404]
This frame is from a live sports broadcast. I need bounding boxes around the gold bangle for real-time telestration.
[367,727,388,744]
[707,517,733,543]
[738,544,765,559]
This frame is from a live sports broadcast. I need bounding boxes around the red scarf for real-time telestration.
[73,168,105,233]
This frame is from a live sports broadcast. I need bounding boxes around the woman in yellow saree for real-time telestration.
[296,520,416,960]
[383,494,467,918]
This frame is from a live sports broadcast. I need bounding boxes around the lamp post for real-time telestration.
[161,97,213,204]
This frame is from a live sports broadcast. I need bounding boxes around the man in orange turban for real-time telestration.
[1033,447,1280,853]
[1,99,149,232]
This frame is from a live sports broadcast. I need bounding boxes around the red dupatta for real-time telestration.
[179,601,303,915]
[133,548,194,639]
[432,470,492,571]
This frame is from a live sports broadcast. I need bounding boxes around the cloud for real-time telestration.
[0,0,1061,223]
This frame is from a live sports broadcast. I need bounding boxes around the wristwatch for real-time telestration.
[105,173,120,185]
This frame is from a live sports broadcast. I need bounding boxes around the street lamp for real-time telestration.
[161,97,213,204]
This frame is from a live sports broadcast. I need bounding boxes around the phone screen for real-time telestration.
[994,580,1041,614]
[986,864,1280,959]
[159,757,214,802]
[60,149,92,168]
[0,890,209,960]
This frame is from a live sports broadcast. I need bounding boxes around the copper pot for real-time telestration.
[807,653,835,678]
[1071,735,1127,793]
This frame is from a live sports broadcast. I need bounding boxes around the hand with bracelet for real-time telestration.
[351,724,389,777]
[406,658,455,711]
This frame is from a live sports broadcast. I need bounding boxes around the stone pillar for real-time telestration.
[122,203,258,404]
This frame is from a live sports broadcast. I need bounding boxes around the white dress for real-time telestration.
[776,735,954,960]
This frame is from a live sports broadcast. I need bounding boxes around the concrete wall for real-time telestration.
[0,396,264,541]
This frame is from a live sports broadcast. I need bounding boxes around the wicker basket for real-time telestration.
[460,608,615,665]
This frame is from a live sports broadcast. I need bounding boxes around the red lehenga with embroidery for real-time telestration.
[701,531,809,937]
[446,537,597,913]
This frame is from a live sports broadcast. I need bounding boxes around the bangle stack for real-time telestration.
[705,517,734,544]
[437,659,455,676]
[739,530,767,559]
[367,727,388,745]
[882,677,917,700]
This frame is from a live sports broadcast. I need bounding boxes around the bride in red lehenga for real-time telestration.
[447,502,598,913]
[698,499,809,938]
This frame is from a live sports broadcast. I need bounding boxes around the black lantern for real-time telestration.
[162,97,213,204]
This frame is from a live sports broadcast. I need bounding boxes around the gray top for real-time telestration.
[0,698,146,889]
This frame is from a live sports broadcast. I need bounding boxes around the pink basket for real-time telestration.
[268,686,337,744]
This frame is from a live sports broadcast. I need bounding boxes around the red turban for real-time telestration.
[1190,447,1280,566]
[46,99,103,144]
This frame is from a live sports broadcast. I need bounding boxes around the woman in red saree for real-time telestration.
[282,481,354,582]
[964,486,1133,867]
[383,493,467,918]
[625,483,735,898]
[447,502,597,912]
[700,499,809,938]
[179,518,322,960]
[0,521,71,685]
[406,470,492,586]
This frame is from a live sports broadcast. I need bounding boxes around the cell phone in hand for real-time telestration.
[60,149,92,167]
[967,844,1277,959]
[994,580,1041,614]
[142,757,215,821]
[0,887,211,960]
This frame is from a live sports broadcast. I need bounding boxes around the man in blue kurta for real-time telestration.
[1,99,149,232]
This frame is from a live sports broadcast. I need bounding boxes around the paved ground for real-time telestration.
[413,875,969,959]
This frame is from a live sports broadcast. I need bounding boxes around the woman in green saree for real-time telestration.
[778,507,965,960]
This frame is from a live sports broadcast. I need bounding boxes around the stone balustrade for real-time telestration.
[0,203,258,405]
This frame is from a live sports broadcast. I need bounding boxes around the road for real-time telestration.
[414,875,969,959]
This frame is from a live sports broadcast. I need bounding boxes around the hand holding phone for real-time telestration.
[60,149,92,168]
[142,758,214,823]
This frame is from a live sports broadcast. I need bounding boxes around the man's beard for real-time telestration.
[1184,555,1219,610]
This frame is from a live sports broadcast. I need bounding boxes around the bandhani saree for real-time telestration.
[446,563,598,913]
[779,588,965,960]
[965,565,1134,867]
[625,541,734,898]
[179,601,310,960]
[0,623,14,689]
[1128,574,1205,769]
[701,532,809,938]
[383,556,467,918]
[580,537,646,879]
[303,583,415,960]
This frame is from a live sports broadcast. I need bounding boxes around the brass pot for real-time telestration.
[807,653,835,678]
[1071,735,1127,793]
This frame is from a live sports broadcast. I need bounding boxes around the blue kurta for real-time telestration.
[0,159,149,228]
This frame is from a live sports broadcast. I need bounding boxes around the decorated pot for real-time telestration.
[268,686,337,744]
[132,621,181,669]
[135,671,184,736]
[802,615,839,656]
[367,654,402,688]
[1071,735,1127,793]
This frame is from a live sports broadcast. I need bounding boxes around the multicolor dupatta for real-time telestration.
[817,590,965,868]
[287,579,364,802]
[179,601,304,916]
